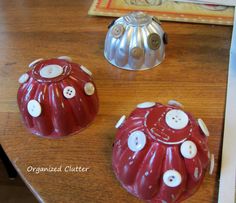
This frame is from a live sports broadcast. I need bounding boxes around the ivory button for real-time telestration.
[180,140,197,159]
[18,73,29,84]
[27,100,42,117]
[128,131,146,152]
[163,170,182,187]
[84,82,95,96]
[165,109,189,130]
[40,64,63,79]
[63,86,76,99]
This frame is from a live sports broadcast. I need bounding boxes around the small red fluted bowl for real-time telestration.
[17,56,99,138]
[112,101,214,203]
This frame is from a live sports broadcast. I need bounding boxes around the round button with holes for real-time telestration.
[148,33,161,50]
[198,118,209,137]
[63,86,76,99]
[27,100,42,117]
[84,82,95,96]
[131,47,144,59]
[180,140,197,159]
[137,102,156,109]
[57,56,72,62]
[168,100,184,108]
[80,65,92,76]
[111,24,125,39]
[127,131,146,152]
[18,73,29,84]
[165,109,189,130]
[115,115,126,129]
[40,64,63,79]
[163,170,182,187]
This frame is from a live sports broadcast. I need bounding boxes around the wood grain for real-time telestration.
[0,1,232,202]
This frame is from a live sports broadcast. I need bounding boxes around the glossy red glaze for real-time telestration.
[17,58,99,138]
[112,102,210,203]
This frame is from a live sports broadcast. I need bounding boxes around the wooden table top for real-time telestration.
[0,1,232,203]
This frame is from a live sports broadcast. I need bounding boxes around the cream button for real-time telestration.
[137,102,156,109]
[180,140,197,159]
[18,73,29,84]
[165,109,189,130]
[84,82,95,96]
[27,100,41,117]
[198,118,210,137]
[39,64,63,79]
[115,115,126,129]
[209,154,215,175]
[63,86,76,99]
[80,65,92,76]
[57,56,72,62]
[168,100,184,108]
[163,170,182,187]
[128,131,146,152]
[28,58,44,68]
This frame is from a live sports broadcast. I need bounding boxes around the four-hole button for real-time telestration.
[165,109,189,130]
[63,86,76,99]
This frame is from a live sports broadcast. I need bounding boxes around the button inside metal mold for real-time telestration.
[163,33,168,45]
[111,24,125,39]
[148,33,161,50]
[131,47,144,59]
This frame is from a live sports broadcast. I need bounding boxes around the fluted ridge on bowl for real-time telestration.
[17,60,99,137]
[112,103,210,202]
[104,12,166,70]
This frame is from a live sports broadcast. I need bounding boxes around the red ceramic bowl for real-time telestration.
[112,101,214,203]
[17,56,99,138]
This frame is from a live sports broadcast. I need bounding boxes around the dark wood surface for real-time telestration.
[0,1,232,202]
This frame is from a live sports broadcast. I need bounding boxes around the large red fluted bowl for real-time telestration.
[112,101,214,203]
[17,57,99,138]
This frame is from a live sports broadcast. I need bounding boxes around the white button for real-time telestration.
[28,58,44,68]
[163,170,182,187]
[18,73,29,84]
[84,82,95,96]
[80,65,92,76]
[198,118,210,137]
[127,131,146,152]
[63,86,76,99]
[27,100,42,117]
[209,154,214,175]
[115,115,126,129]
[39,64,63,79]
[57,56,72,62]
[168,100,184,108]
[165,109,189,130]
[137,102,156,109]
[180,140,197,159]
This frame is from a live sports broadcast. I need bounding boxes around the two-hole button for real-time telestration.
[163,170,182,187]
[127,131,146,152]
[27,100,42,117]
[180,140,197,159]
